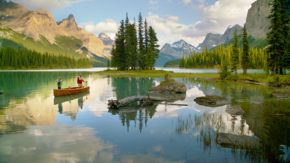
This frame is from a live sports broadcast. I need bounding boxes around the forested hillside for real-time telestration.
[0,24,106,67]
[0,47,92,69]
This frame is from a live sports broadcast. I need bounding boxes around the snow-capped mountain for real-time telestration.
[156,40,197,66]
[160,39,197,58]
[170,39,197,52]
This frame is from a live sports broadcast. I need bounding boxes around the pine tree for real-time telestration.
[280,0,290,73]
[231,28,239,75]
[242,24,249,75]
[144,18,149,69]
[267,0,285,74]
[113,20,126,70]
[138,12,146,70]
[111,44,116,67]
[147,26,159,69]
[107,60,110,69]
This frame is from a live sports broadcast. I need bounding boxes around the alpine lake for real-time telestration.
[0,68,289,163]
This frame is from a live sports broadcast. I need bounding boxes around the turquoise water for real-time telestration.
[0,71,289,163]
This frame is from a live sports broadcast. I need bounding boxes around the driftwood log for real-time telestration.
[108,95,167,109]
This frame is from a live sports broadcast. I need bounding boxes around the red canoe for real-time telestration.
[53,86,90,97]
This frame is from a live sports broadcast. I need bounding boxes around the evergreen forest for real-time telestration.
[0,47,92,69]
[111,13,160,70]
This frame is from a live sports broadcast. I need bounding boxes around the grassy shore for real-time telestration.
[96,69,219,79]
[96,69,290,85]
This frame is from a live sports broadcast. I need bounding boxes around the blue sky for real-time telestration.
[12,0,257,47]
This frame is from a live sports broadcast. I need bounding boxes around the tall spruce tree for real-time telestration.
[124,13,132,70]
[147,26,159,69]
[110,13,159,71]
[242,24,249,75]
[138,12,146,70]
[281,0,290,73]
[144,18,149,69]
[231,28,239,75]
[267,0,284,74]
[113,20,126,70]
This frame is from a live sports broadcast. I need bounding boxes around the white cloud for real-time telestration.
[182,0,192,5]
[79,0,255,48]
[146,0,255,47]
[149,0,158,5]
[12,0,90,10]
[192,0,255,36]
[146,13,205,47]
[79,19,119,39]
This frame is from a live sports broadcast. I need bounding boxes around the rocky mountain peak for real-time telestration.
[57,14,77,28]
[98,33,114,46]
[98,33,110,39]
[171,39,196,52]
[196,24,243,51]
[68,14,74,20]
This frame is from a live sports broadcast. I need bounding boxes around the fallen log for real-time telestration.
[108,95,167,109]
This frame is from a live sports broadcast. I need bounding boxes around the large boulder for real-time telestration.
[225,105,245,115]
[217,133,261,149]
[194,95,229,107]
[146,81,186,93]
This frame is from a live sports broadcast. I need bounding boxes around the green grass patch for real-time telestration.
[96,70,220,78]
[236,74,290,85]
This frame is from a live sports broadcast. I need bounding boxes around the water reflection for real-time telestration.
[0,123,115,163]
[0,72,289,162]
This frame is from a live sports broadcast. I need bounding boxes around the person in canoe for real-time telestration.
[77,74,84,88]
[56,77,62,89]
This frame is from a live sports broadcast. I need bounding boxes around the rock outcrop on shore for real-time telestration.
[146,81,186,93]
[194,95,229,107]
[217,133,261,149]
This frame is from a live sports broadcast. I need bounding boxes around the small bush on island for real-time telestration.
[160,73,175,85]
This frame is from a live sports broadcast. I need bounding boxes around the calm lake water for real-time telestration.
[0,70,289,163]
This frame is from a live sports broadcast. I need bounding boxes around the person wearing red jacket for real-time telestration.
[77,74,84,88]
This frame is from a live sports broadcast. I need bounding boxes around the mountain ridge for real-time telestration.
[0,0,111,59]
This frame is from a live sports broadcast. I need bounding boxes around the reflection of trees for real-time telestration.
[109,77,156,132]
[110,77,186,132]
[108,104,158,132]
[111,77,156,99]
[187,79,269,102]
[175,110,288,162]
[244,107,290,162]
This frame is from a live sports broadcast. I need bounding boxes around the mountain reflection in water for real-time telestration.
[0,71,289,163]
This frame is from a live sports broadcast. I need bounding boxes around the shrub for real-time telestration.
[219,64,231,79]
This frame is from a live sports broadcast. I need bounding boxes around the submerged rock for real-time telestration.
[147,93,186,102]
[269,83,281,87]
[194,95,229,107]
[146,81,186,93]
[226,105,245,115]
[0,92,3,95]
[217,133,261,149]
[271,91,290,99]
